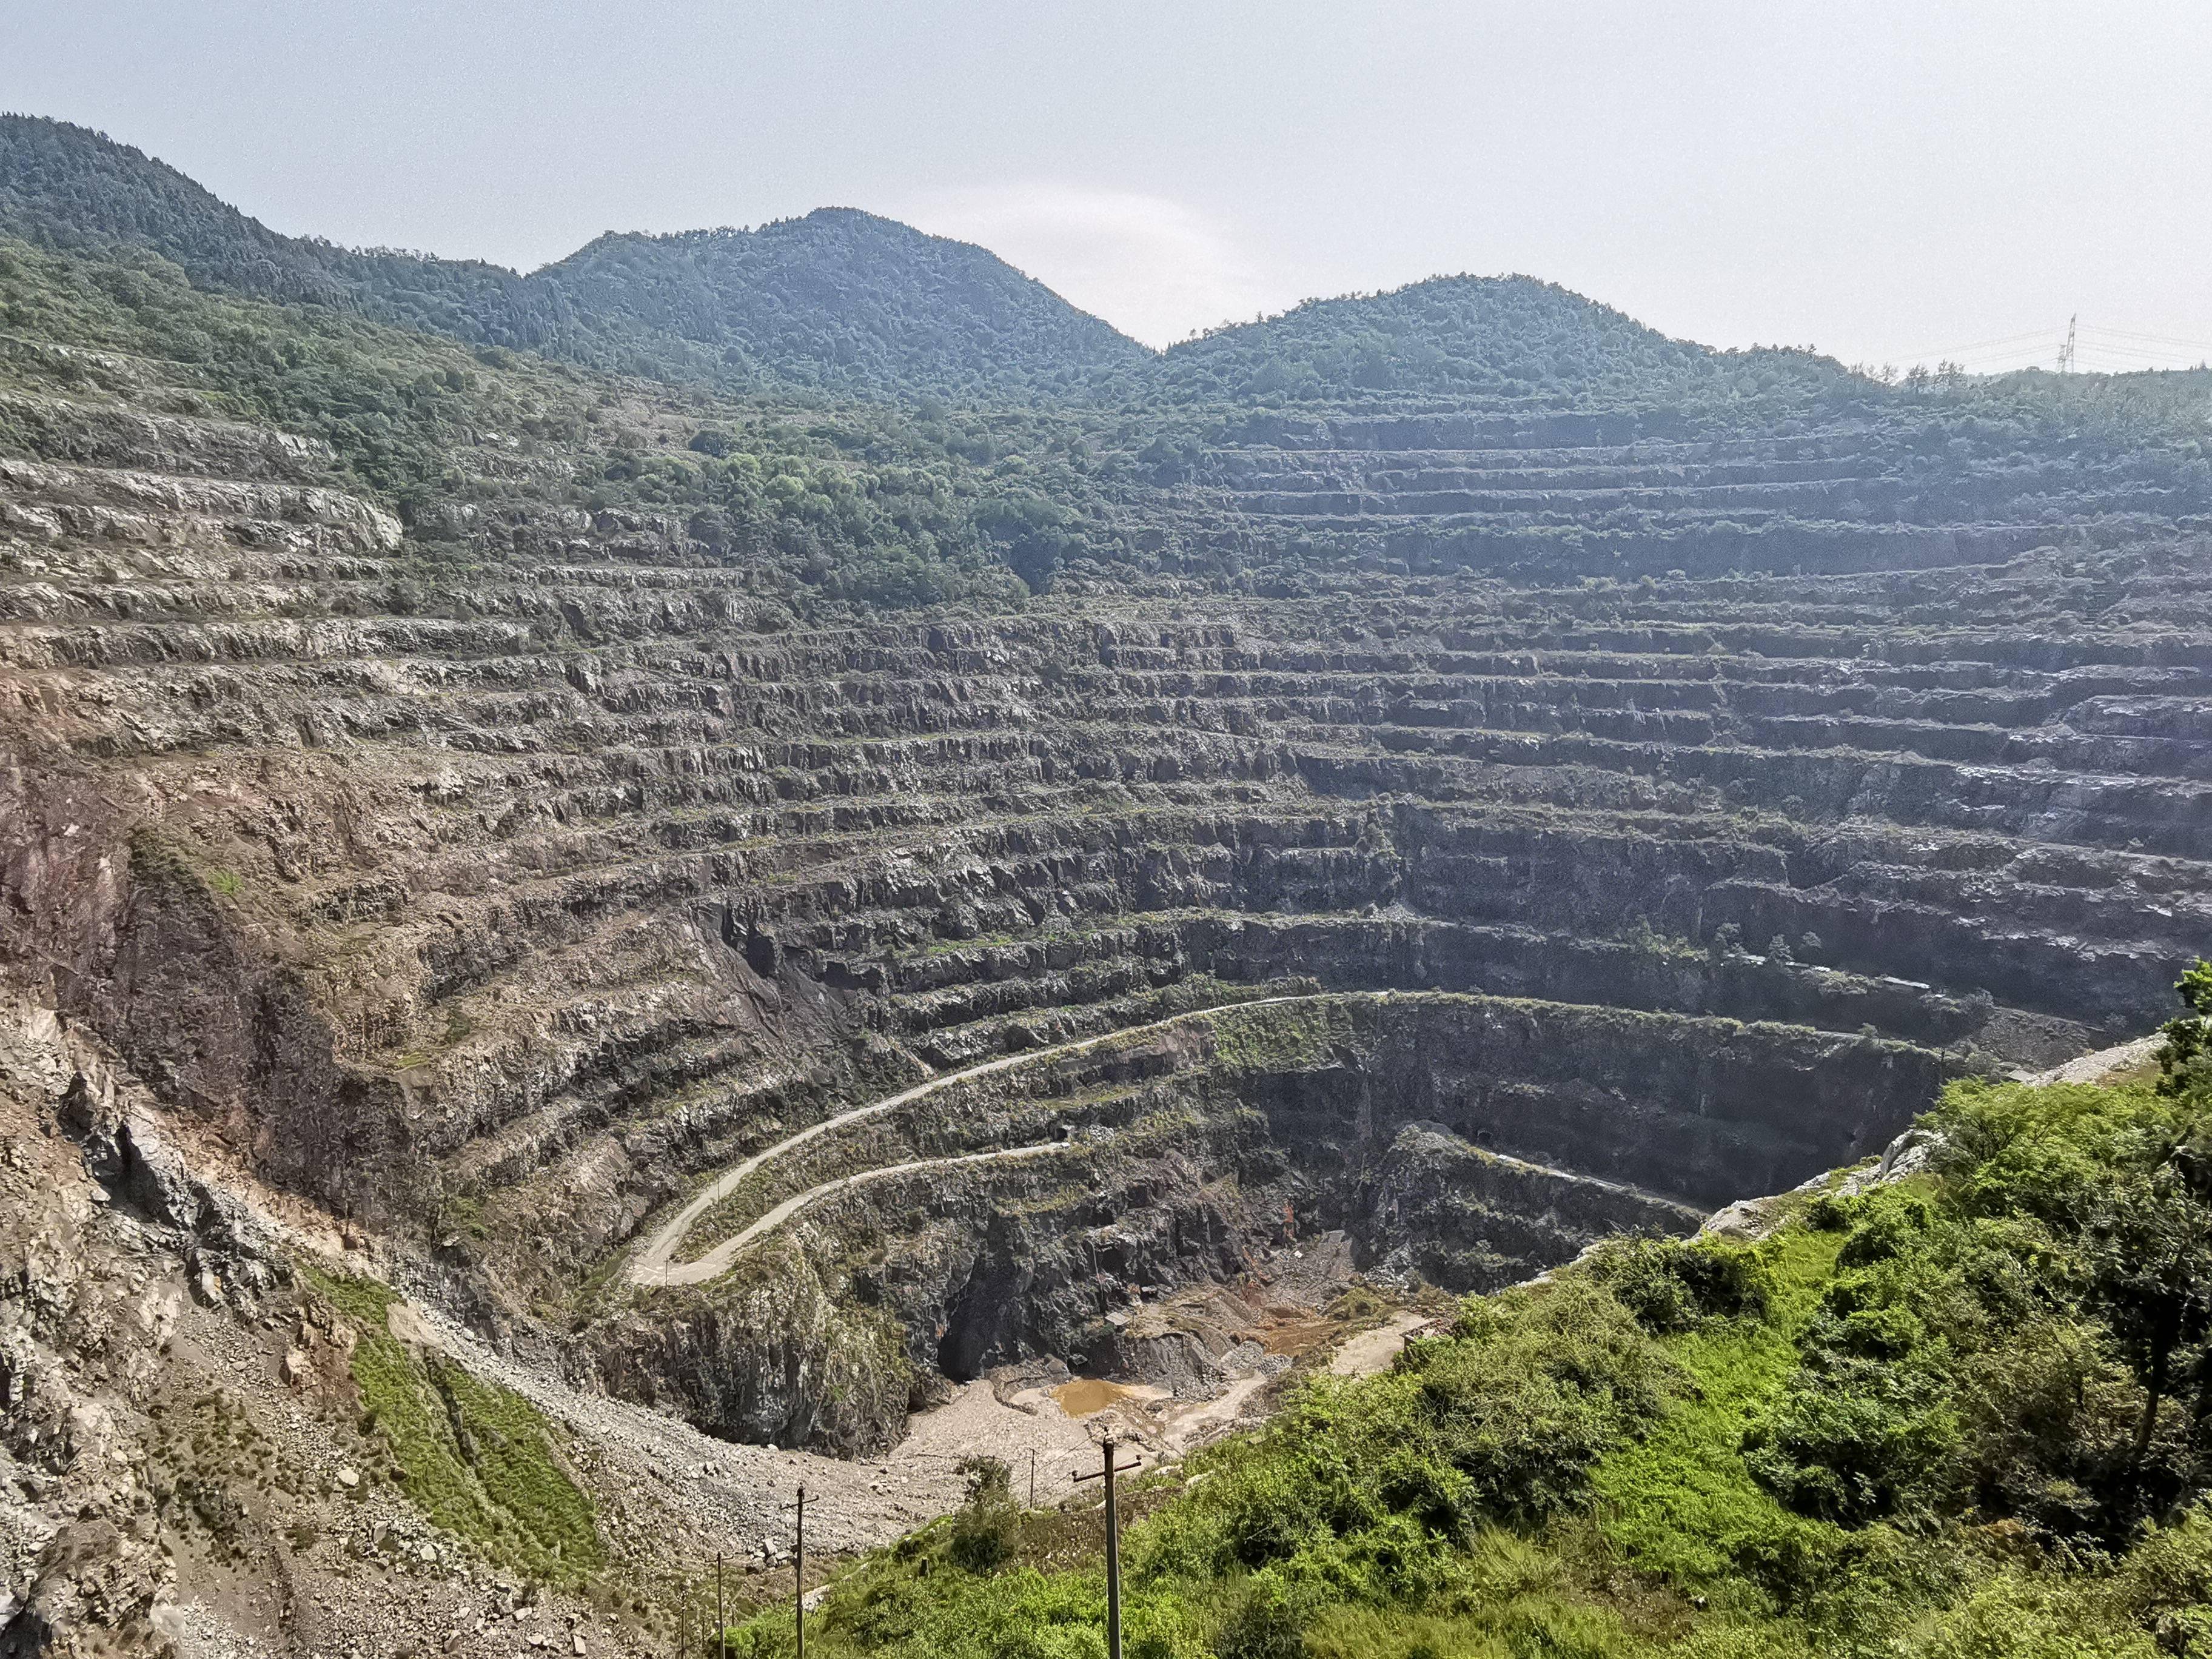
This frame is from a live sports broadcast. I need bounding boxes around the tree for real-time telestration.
[971,494,1076,594]
[2158,960,2212,1106]
[2086,1151,2212,1489]
[946,1456,1019,1573]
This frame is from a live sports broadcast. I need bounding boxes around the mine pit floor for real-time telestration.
[967,1232,1448,1483]
[1053,1377,1144,1415]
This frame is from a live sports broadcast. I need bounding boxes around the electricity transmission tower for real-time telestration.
[2058,315,2077,373]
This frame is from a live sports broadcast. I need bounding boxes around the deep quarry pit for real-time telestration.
[4,111,2212,1659]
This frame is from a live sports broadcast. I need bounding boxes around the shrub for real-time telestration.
[2121,1503,2212,1655]
[1426,1280,1683,1520]
[1834,1190,1934,1267]
[1211,1574,1314,1659]
[1741,1352,1962,1526]
[1591,1236,1773,1333]
[948,1455,1021,1575]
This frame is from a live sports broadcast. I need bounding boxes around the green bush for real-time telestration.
[2120,1504,2212,1655]
[1741,1351,1962,1526]
[1138,1278,1678,1600]
[948,1456,1021,1575]
[1425,1281,1682,1520]
[1740,1010,2212,1547]
[1211,1573,1315,1659]
[1590,1236,1773,1333]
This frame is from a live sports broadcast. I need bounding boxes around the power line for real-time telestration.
[1888,321,2212,378]
[2078,322,2212,354]
[1942,344,2067,372]
[1888,326,2060,362]
[2065,337,2210,364]
[2073,345,2212,366]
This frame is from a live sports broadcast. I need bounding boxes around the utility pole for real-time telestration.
[715,1552,725,1659]
[1028,1449,1037,1509]
[794,1484,808,1659]
[1074,1435,1141,1659]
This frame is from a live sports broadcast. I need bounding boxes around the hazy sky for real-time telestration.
[4,1,2208,370]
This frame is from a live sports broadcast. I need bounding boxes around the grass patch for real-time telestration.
[1588,1225,1848,1604]
[1205,994,1359,1073]
[301,1263,603,1586]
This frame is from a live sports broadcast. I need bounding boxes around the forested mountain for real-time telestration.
[7,107,2209,605]
[0,113,539,329]
[0,115,1148,398]
[534,211,1150,396]
[0,115,1851,414]
[1142,272,1846,407]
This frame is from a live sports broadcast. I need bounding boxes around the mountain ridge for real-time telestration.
[0,114,1149,399]
[0,112,1838,411]
[1139,269,1851,406]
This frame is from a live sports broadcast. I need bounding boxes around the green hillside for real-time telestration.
[535,210,1149,397]
[0,233,1177,607]
[0,115,1148,401]
[0,113,540,332]
[1139,274,1848,409]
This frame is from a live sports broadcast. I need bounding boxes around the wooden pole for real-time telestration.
[795,1484,808,1659]
[1075,1435,1138,1659]
[715,1552,725,1659]
[1103,1436,1123,1659]
[1028,1449,1037,1509]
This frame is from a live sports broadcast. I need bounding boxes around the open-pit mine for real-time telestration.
[2,113,2209,1658]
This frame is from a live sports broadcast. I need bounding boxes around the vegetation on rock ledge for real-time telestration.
[301,1267,605,1588]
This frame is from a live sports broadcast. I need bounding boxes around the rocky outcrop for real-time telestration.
[585,1240,917,1455]
[0,1003,280,1657]
[1354,1121,1701,1292]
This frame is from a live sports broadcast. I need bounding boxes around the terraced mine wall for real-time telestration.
[571,991,1948,1450]
[4,357,2211,1452]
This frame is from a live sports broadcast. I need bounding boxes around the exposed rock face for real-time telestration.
[2,319,2210,1464]
[1355,1121,1701,1292]
[0,995,956,1657]
[585,1240,917,1455]
[562,988,1955,1445]
[0,1004,315,1657]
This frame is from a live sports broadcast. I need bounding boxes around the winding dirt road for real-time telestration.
[626,991,1334,1290]
[1327,1309,1438,1375]
[648,1142,1070,1287]
[2025,1033,2165,1086]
